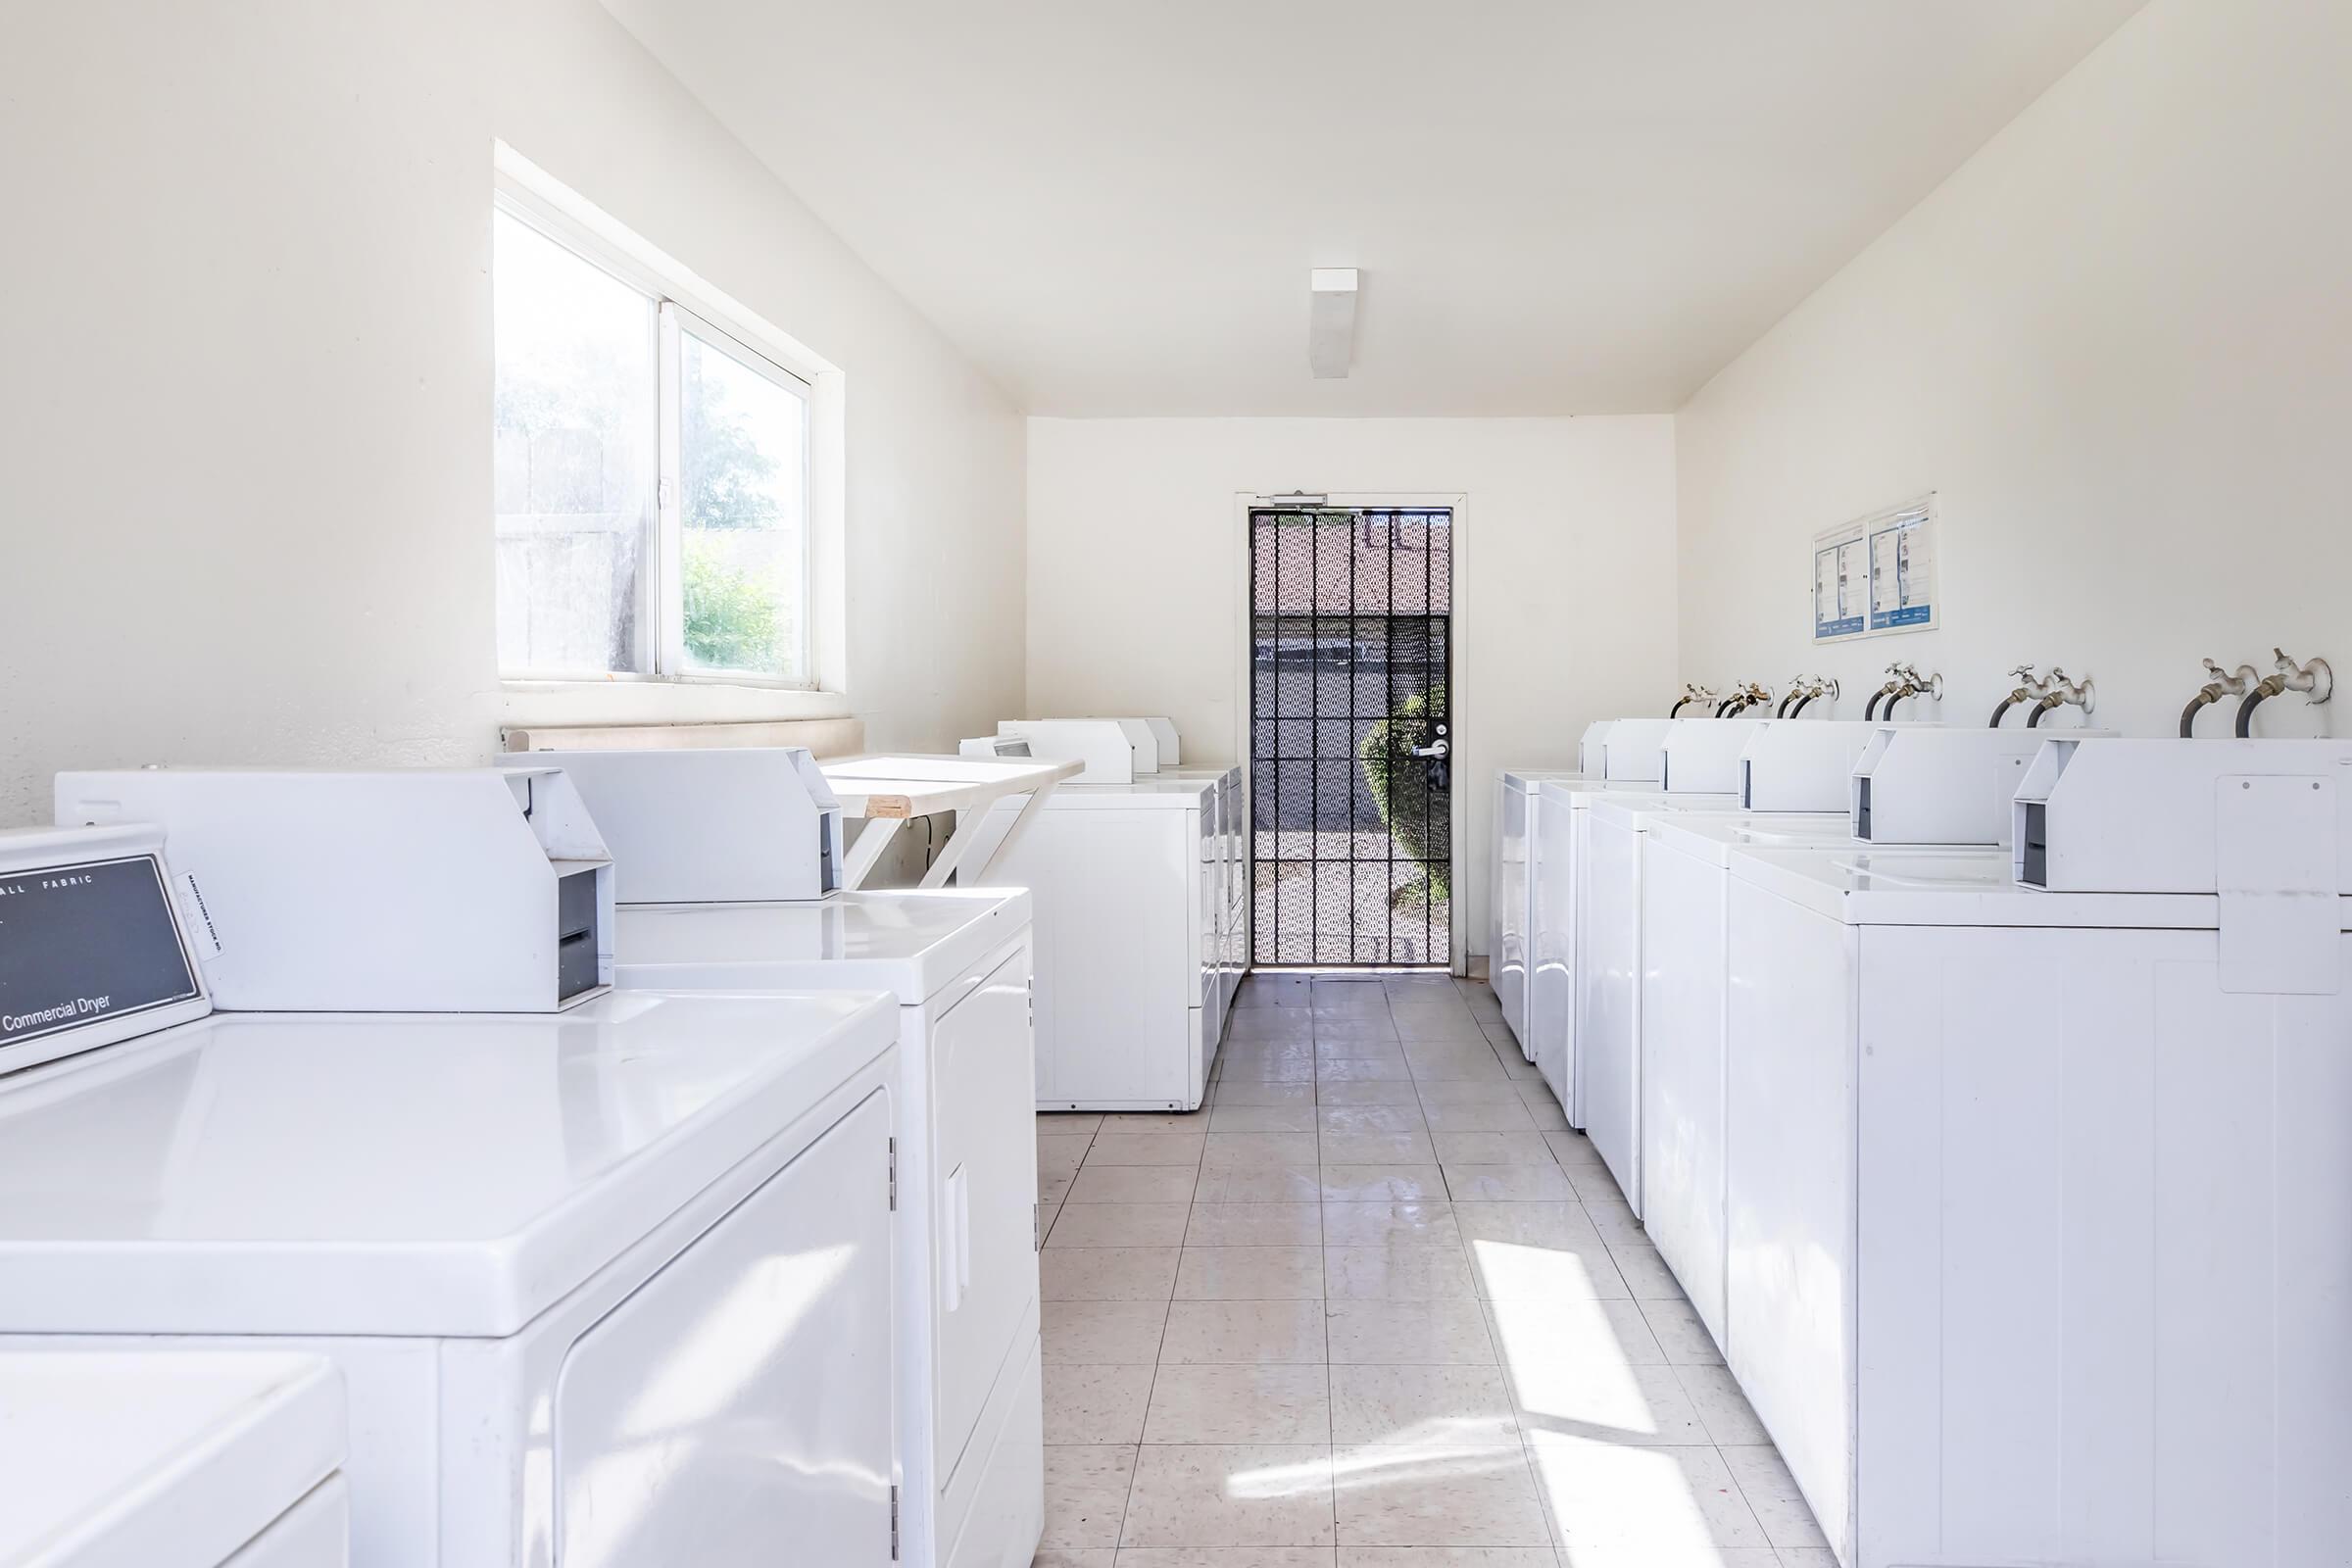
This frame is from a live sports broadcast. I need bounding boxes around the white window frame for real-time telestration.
[492,144,849,721]
[655,300,815,685]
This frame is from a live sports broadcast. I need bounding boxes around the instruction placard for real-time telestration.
[1813,497,1936,643]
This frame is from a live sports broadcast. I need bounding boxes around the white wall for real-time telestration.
[1677,0,2351,739]
[0,0,1025,827]
[1026,416,1680,960]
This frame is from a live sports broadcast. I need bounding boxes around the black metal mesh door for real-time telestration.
[1250,507,1452,967]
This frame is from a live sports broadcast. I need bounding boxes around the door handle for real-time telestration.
[1410,740,1449,759]
[943,1164,969,1312]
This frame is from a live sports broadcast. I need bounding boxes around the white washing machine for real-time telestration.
[0,1351,347,1568]
[1214,763,1252,1014]
[1572,717,1759,1205]
[1494,766,1583,1054]
[1526,779,1588,1107]
[522,744,1047,1568]
[1161,762,1248,1037]
[971,776,1223,1107]
[955,723,1227,1110]
[1511,718,1665,1076]
[1719,737,2352,1568]
[3,797,907,1568]
[1638,721,1972,1347]
[1637,810,1853,1346]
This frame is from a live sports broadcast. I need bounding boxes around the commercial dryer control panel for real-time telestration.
[0,824,213,1077]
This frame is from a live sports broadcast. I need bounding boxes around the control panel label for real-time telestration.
[0,856,201,1046]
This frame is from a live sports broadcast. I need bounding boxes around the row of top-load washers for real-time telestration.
[1491,716,2352,1568]
[1,756,1053,1568]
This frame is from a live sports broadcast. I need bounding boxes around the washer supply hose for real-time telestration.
[1989,692,2032,727]
[2180,687,2223,738]
[2026,693,2065,727]
[2236,682,2282,737]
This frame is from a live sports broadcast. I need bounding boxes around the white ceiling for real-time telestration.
[602,1,2146,416]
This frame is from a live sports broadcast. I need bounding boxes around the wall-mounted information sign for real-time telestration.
[1813,496,1936,644]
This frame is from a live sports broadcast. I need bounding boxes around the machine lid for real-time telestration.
[1010,776,1218,808]
[1644,810,1856,866]
[1545,783,1739,814]
[0,1351,343,1568]
[1587,792,1742,830]
[1500,767,1589,791]
[612,889,1028,1003]
[0,990,898,1338]
[1530,777,1632,805]
[1721,843,2300,929]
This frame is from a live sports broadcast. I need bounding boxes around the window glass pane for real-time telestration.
[678,328,808,681]
[492,211,657,675]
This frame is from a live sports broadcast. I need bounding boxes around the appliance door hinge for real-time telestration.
[888,1139,897,1211]
[890,1484,900,1559]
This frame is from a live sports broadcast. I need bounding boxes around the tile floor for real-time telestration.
[1032,970,1834,1568]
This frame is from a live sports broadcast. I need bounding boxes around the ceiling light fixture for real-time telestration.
[1307,269,1359,379]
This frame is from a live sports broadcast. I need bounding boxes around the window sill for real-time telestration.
[499,679,853,731]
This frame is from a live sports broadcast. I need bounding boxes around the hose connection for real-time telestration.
[2233,648,2334,737]
[1989,664,2054,727]
[1867,662,1942,719]
[1779,675,1838,717]
[2180,658,2259,737]
[1670,683,1718,718]
[2024,667,2095,728]
[1716,681,1766,717]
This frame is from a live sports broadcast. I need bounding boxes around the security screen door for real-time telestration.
[1250,506,1452,967]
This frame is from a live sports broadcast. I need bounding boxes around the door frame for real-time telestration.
[1230,490,1471,974]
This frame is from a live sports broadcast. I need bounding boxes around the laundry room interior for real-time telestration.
[0,3,2345,1566]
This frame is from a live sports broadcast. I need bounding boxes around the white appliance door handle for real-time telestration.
[956,1166,973,1295]
[943,1164,968,1311]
